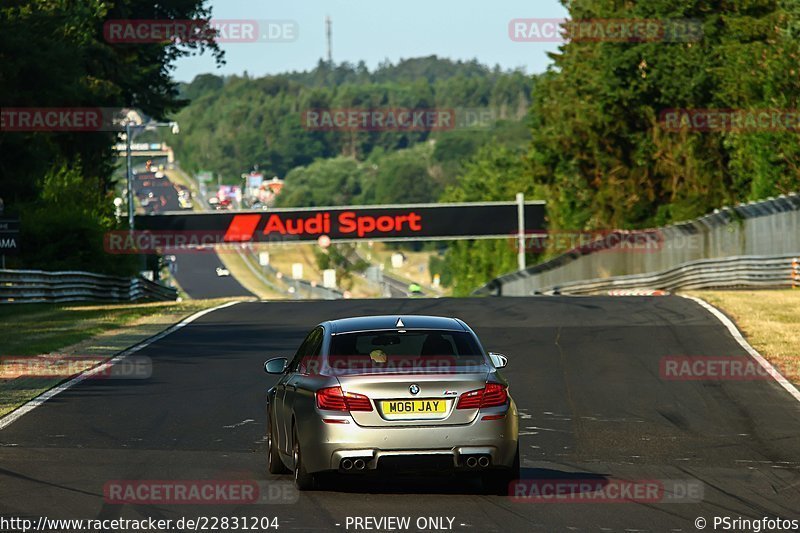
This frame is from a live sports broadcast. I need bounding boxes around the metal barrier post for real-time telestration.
[516,192,526,271]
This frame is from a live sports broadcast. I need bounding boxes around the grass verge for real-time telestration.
[685,290,800,386]
[0,298,240,417]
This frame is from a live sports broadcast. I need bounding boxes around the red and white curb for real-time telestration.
[608,289,669,296]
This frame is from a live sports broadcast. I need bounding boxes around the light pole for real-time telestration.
[516,192,526,271]
[126,122,134,229]
[124,120,180,230]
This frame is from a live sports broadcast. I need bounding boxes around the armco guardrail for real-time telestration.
[526,254,798,295]
[477,194,800,296]
[0,269,178,303]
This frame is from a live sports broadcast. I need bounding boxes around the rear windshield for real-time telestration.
[326,329,488,374]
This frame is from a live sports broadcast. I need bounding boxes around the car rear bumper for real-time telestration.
[298,402,519,474]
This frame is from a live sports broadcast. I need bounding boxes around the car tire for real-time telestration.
[267,412,289,474]
[482,443,520,496]
[292,426,316,491]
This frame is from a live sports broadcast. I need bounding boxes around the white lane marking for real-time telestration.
[224,418,254,429]
[680,295,800,404]
[0,300,242,431]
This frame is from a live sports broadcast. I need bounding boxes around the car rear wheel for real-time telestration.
[482,443,520,495]
[266,412,289,474]
[292,426,316,491]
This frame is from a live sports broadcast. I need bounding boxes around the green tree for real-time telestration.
[433,144,538,295]
[313,244,369,290]
[276,157,366,208]
[19,163,138,274]
[373,145,439,205]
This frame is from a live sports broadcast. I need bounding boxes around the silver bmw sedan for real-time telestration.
[264,315,519,493]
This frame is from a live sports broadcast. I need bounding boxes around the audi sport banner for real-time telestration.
[117,202,545,252]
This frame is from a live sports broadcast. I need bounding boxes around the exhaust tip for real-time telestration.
[478,456,490,468]
[466,456,478,468]
[354,458,366,470]
[341,458,353,470]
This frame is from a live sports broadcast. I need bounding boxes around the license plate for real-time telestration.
[381,399,447,415]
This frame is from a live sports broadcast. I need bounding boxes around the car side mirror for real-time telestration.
[488,352,508,369]
[264,357,288,374]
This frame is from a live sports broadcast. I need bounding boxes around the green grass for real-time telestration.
[685,290,800,386]
[0,299,237,357]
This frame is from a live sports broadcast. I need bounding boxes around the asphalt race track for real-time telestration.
[135,172,253,300]
[169,250,253,299]
[146,172,253,300]
[1,297,798,532]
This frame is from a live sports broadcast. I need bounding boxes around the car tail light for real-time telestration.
[456,388,483,409]
[481,383,508,407]
[316,386,373,412]
[342,390,373,411]
[456,383,508,409]
[316,387,347,411]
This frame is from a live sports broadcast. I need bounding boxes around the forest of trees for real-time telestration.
[170,57,534,195]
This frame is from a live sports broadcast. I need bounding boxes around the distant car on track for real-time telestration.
[249,201,269,210]
[263,315,519,492]
[215,267,230,277]
[407,283,423,296]
[178,196,193,209]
